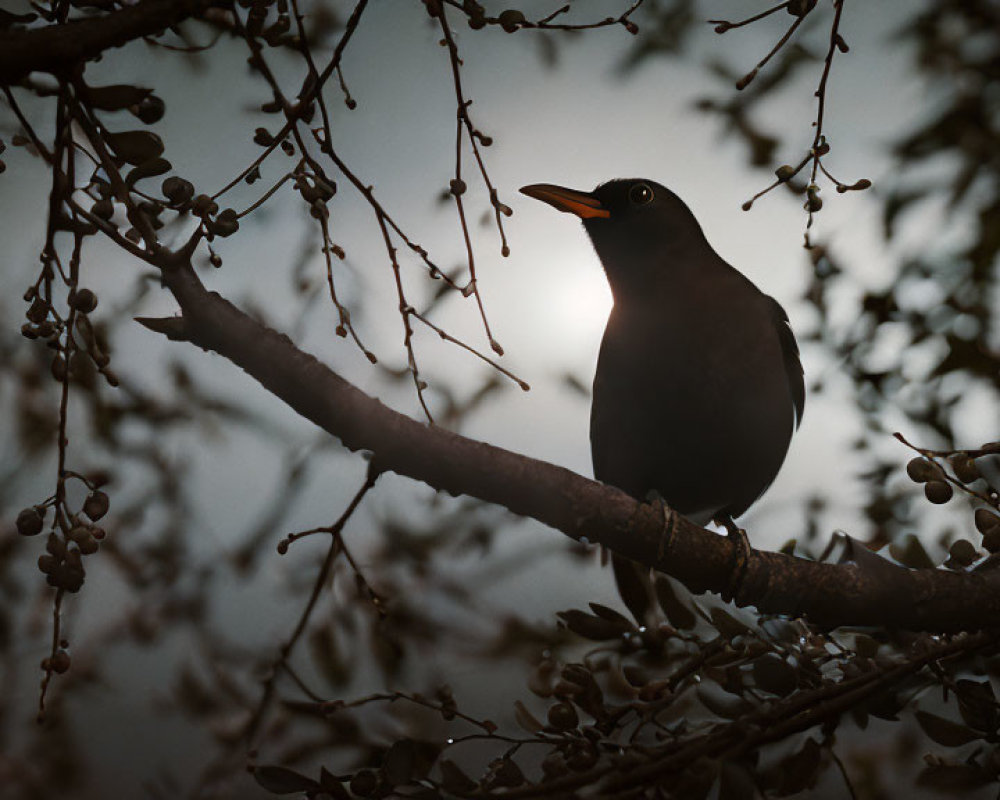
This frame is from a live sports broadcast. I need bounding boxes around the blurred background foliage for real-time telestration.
[0,0,998,797]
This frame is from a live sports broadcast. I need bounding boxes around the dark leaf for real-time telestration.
[439,760,478,794]
[105,130,164,166]
[252,765,320,794]
[917,763,991,792]
[866,688,904,721]
[85,84,151,111]
[852,633,879,658]
[126,157,171,187]
[382,739,439,786]
[483,757,525,789]
[588,602,634,628]
[0,9,38,28]
[915,710,981,747]
[752,653,798,696]
[654,573,697,629]
[382,739,415,786]
[710,606,753,640]
[719,759,757,800]
[776,737,822,795]
[670,757,717,800]
[889,534,936,570]
[557,609,630,641]
[955,679,1000,733]
[318,767,351,800]
[612,554,652,624]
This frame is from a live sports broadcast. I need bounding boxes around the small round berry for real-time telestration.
[925,480,953,504]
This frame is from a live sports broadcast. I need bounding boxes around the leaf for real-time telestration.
[710,606,753,640]
[612,554,651,624]
[718,759,757,800]
[774,737,822,795]
[752,653,798,696]
[955,679,1000,733]
[888,534,935,570]
[866,688,904,721]
[105,130,164,166]
[557,609,629,641]
[318,767,351,800]
[671,757,717,800]
[915,710,982,747]
[852,633,880,658]
[653,573,697,630]
[0,9,38,28]
[252,765,320,794]
[588,602,634,628]
[918,763,991,792]
[126,157,171,186]
[483,757,525,789]
[382,739,415,786]
[381,739,440,786]
[85,84,151,111]
[439,760,478,794]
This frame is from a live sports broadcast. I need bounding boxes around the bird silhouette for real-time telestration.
[520,179,804,594]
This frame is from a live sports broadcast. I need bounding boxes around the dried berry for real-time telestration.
[50,650,71,674]
[77,536,99,555]
[924,480,953,504]
[947,538,977,568]
[547,701,579,731]
[950,455,980,484]
[775,164,796,182]
[135,94,165,124]
[906,457,939,483]
[50,355,67,382]
[191,194,219,218]
[69,288,98,313]
[68,525,91,543]
[16,506,44,536]
[162,176,194,205]
[83,491,110,521]
[975,508,1000,536]
[38,553,58,574]
[498,9,525,32]
[786,0,817,16]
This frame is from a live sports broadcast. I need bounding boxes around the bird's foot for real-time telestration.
[644,491,677,564]
[718,516,751,604]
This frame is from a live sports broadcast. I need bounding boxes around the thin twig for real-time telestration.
[245,470,378,746]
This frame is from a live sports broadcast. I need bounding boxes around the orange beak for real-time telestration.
[519,183,610,220]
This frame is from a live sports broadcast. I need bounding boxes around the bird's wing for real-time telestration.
[767,296,805,427]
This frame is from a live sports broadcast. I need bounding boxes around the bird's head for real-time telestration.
[520,178,709,296]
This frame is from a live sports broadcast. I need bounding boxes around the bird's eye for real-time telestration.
[628,183,654,205]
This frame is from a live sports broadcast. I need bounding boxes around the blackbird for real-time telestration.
[520,179,804,535]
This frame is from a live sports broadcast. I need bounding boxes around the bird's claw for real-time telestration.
[718,516,751,604]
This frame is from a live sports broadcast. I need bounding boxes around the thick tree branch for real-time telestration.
[138,258,1000,633]
[0,0,217,84]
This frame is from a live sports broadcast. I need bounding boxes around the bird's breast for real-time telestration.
[590,285,796,519]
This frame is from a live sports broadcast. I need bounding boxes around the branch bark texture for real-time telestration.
[0,0,215,84]
[144,259,1000,633]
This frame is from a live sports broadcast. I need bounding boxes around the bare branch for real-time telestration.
[145,256,1000,634]
[0,0,215,84]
